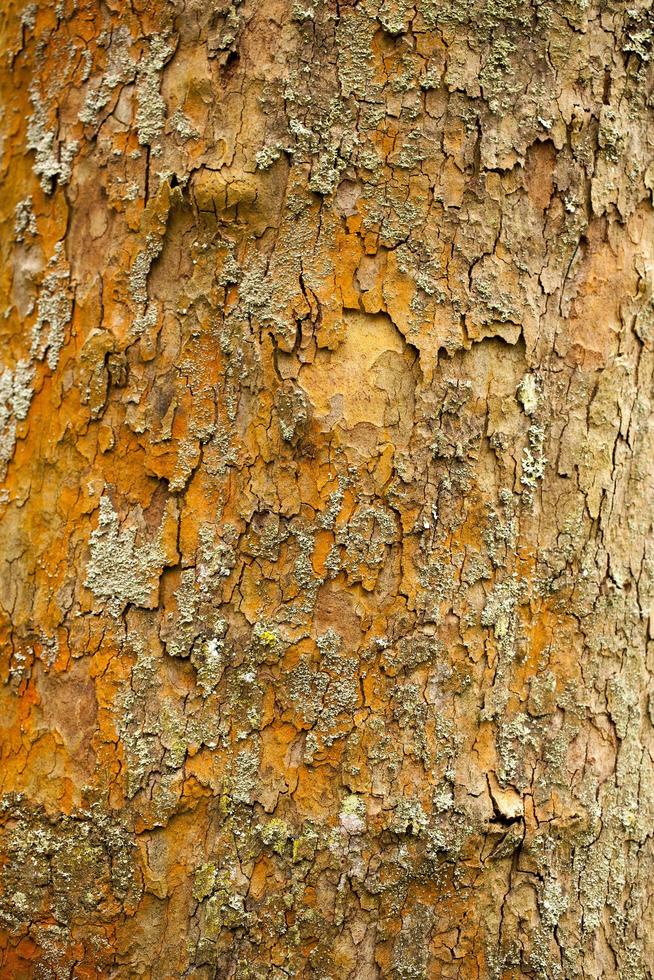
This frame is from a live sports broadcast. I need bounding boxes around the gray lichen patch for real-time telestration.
[85,494,174,615]
[0,795,141,935]
[135,35,174,147]
[26,84,78,194]
[191,623,228,695]
[20,2,37,31]
[30,243,72,370]
[0,359,34,478]
[14,196,37,242]
[516,373,542,416]
[520,423,547,500]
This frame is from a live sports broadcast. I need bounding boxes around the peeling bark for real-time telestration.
[1,1,654,977]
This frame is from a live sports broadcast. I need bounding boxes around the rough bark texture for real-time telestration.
[1,0,654,977]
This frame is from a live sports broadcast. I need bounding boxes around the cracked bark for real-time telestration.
[1,1,654,978]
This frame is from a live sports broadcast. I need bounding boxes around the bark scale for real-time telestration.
[1,1,654,977]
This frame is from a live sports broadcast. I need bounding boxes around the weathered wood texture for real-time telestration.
[1,1,654,977]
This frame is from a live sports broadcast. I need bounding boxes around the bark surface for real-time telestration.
[1,1,654,977]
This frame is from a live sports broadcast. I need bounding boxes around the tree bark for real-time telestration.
[1,0,654,977]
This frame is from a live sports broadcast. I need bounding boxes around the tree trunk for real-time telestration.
[1,0,654,977]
